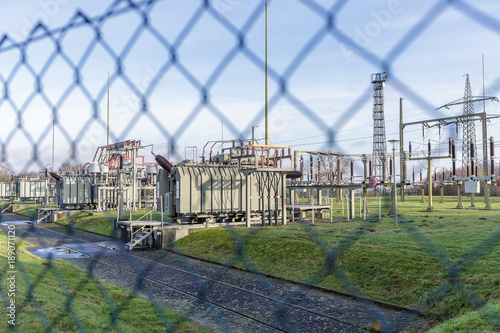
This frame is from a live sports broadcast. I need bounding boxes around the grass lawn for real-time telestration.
[0,232,210,332]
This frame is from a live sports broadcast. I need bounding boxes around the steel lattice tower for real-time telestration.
[462,74,477,169]
[371,72,388,180]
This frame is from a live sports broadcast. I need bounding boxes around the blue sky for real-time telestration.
[1,0,500,174]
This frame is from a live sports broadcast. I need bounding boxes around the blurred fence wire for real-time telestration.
[1,0,500,332]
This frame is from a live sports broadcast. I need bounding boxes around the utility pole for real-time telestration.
[265,1,269,145]
[482,55,491,209]
[52,107,55,172]
[399,97,405,201]
[388,139,399,225]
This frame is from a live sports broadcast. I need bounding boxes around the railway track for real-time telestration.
[1,214,418,332]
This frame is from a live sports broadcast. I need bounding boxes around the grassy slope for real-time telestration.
[54,210,168,237]
[0,232,209,332]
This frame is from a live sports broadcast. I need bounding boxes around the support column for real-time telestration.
[427,158,433,211]
[281,173,287,225]
[485,181,492,210]
[246,174,251,228]
[349,189,355,220]
[456,182,464,209]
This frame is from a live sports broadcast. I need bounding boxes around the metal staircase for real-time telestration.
[36,209,54,224]
[125,226,153,250]
[1,203,12,214]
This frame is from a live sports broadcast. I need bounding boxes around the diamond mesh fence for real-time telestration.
[0,0,500,332]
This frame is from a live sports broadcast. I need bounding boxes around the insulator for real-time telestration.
[155,154,174,172]
[452,140,456,159]
[428,140,431,156]
[470,143,475,158]
[448,138,452,155]
[490,137,495,158]
[409,142,412,158]
[286,171,302,179]
[49,172,61,181]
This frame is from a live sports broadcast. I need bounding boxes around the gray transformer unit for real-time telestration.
[0,179,53,202]
[0,182,15,199]
[156,151,290,224]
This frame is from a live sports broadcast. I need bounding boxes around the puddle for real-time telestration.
[1,221,33,226]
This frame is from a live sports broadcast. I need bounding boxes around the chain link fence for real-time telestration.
[1,0,500,332]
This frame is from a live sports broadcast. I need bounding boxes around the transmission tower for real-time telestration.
[371,72,388,180]
[462,74,477,170]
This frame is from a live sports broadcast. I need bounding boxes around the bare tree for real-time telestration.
[58,161,83,174]
[0,164,13,182]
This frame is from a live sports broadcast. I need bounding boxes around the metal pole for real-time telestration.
[246,174,251,228]
[359,196,362,218]
[400,97,405,202]
[107,73,110,151]
[347,196,350,222]
[311,197,315,224]
[330,198,333,223]
[160,195,164,226]
[342,198,344,217]
[132,147,137,213]
[379,196,381,220]
[427,158,433,211]
[265,1,269,145]
[281,173,287,225]
[393,147,398,225]
[364,197,366,221]
[52,109,55,172]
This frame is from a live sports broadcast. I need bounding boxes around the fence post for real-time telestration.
[312,197,315,224]
[364,197,366,221]
[379,196,381,220]
[359,196,362,218]
[342,198,344,217]
[347,196,350,222]
[330,198,333,223]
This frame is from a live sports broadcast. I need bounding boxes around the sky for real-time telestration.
[1,0,500,176]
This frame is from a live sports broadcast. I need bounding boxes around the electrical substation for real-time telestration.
[2,72,499,251]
